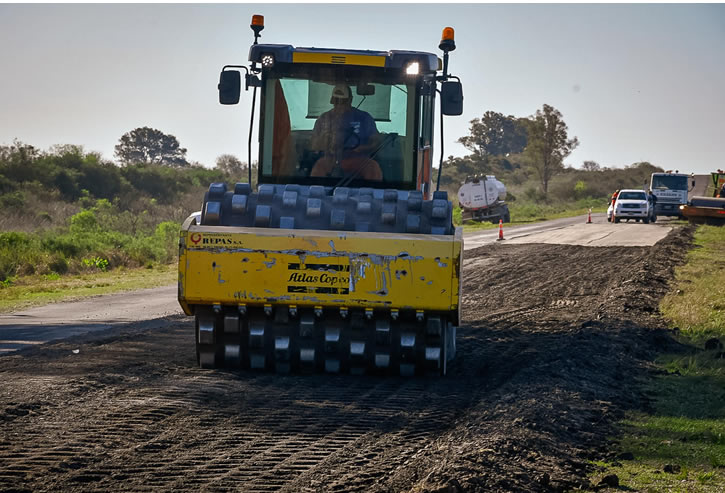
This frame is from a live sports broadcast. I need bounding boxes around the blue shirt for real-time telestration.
[312,107,378,157]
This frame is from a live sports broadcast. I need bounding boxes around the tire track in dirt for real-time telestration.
[0,353,480,492]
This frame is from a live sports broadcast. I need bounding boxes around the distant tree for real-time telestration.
[215,154,246,177]
[0,140,38,166]
[627,161,659,173]
[114,127,189,167]
[582,160,601,172]
[457,111,528,168]
[522,104,579,197]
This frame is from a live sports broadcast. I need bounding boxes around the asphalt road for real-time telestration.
[0,285,180,354]
[465,213,672,249]
[0,213,675,354]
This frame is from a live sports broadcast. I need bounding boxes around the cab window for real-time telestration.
[259,66,418,189]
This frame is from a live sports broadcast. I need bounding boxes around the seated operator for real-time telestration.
[309,84,383,181]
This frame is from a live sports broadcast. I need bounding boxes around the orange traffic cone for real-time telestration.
[586,208,592,224]
[497,218,505,241]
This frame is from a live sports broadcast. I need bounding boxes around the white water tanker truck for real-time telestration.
[457,175,510,223]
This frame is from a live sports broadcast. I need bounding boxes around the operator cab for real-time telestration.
[218,16,463,198]
[249,45,438,191]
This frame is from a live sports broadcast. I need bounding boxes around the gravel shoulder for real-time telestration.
[0,226,694,492]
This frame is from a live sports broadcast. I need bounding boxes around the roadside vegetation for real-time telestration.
[0,139,249,306]
[591,225,725,491]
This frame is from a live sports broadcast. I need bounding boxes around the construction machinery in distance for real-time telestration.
[177,15,465,375]
[457,175,510,223]
[680,170,725,224]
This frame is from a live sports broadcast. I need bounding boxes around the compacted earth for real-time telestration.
[0,226,693,492]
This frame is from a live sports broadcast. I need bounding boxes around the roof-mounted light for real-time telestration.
[251,14,264,45]
[406,62,419,75]
[439,27,456,52]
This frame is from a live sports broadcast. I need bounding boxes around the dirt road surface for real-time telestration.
[0,285,178,354]
[0,222,694,492]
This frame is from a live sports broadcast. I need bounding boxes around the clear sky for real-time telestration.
[1,3,723,174]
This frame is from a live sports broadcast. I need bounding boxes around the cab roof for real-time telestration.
[249,44,440,72]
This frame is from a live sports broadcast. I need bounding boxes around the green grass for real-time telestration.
[590,225,725,492]
[661,225,725,342]
[0,264,176,313]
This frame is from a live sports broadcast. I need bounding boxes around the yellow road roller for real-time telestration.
[178,16,464,375]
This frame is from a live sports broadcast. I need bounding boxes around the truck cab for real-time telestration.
[650,172,691,217]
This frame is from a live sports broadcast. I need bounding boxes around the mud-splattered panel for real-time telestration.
[179,226,461,311]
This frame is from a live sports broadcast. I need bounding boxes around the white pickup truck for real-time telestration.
[608,189,655,224]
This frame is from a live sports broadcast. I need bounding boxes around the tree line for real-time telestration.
[113,126,252,177]
[442,104,579,197]
[0,133,254,213]
[2,107,659,215]
[440,103,659,201]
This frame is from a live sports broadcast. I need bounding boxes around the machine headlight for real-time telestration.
[261,54,275,68]
[406,62,419,75]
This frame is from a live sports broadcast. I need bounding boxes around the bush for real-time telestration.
[154,221,180,263]
[81,256,109,271]
[0,190,26,209]
[0,231,31,249]
[127,237,164,265]
[49,256,69,274]
[70,209,99,233]
[41,235,81,258]
[524,186,547,202]
[0,232,39,281]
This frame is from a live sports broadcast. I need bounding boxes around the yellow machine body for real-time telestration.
[179,217,462,323]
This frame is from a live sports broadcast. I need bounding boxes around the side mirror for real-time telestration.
[440,81,463,116]
[356,83,375,96]
[218,70,241,105]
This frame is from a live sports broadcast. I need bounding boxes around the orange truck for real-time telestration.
[680,171,725,224]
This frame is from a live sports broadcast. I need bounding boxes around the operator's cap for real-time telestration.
[330,84,352,103]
